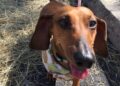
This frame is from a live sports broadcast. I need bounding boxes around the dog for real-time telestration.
[29,1,108,86]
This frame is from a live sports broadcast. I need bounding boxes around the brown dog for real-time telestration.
[30,1,108,86]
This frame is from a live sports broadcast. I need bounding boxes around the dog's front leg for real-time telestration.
[72,78,80,86]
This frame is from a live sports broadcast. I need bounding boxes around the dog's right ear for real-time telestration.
[29,15,53,50]
[94,18,108,57]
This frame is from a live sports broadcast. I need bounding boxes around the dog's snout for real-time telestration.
[73,38,95,68]
[74,52,95,68]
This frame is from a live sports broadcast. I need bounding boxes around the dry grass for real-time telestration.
[0,0,120,86]
[0,0,51,86]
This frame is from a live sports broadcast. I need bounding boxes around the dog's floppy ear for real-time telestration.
[29,15,53,50]
[94,18,108,57]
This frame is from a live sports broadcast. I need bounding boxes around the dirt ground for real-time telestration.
[0,0,120,86]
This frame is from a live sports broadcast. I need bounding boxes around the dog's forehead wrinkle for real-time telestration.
[63,9,78,15]
[80,7,93,14]
[77,7,95,19]
[54,7,95,22]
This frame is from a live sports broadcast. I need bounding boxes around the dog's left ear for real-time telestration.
[94,18,108,57]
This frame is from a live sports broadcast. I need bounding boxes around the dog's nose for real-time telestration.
[73,52,95,68]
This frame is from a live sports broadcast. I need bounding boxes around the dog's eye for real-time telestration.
[58,15,71,30]
[89,20,97,29]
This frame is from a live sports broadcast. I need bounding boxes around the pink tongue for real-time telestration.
[70,64,89,79]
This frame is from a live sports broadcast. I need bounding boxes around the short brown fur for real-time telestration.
[30,1,108,86]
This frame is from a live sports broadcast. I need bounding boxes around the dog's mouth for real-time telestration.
[70,64,89,79]
[54,53,89,79]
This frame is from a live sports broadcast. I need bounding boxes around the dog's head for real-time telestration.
[30,1,108,79]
